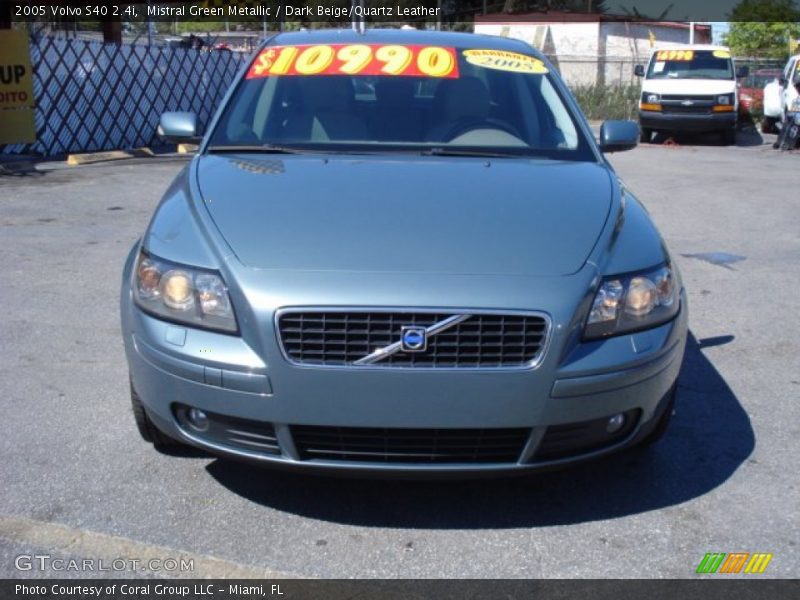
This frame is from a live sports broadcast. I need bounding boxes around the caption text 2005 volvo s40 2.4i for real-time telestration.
[121,29,687,476]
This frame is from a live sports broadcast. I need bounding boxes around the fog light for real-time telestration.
[187,408,209,432]
[606,413,626,434]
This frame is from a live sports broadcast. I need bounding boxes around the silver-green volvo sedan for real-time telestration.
[121,29,688,475]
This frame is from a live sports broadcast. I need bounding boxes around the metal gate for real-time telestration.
[1,35,247,156]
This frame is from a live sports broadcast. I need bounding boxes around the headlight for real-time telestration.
[132,250,237,333]
[584,264,679,340]
[640,92,661,111]
[717,93,734,105]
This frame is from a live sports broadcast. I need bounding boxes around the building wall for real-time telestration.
[474,20,711,86]
[603,22,693,59]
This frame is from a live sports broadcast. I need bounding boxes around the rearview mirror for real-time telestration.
[634,64,645,77]
[736,66,749,78]
[599,120,639,153]
[157,112,201,144]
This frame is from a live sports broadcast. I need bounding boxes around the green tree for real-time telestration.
[723,0,800,58]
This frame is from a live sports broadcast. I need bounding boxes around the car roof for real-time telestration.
[267,27,539,56]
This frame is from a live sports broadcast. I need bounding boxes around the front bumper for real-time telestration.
[639,110,736,132]
[122,283,688,475]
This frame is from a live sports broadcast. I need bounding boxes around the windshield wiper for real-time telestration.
[420,147,527,158]
[206,144,308,154]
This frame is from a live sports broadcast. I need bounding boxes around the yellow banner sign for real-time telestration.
[0,29,36,144]
[463,49,549,74]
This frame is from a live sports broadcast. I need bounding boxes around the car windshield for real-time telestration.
[646,49,734,80]
[207,42,592,160]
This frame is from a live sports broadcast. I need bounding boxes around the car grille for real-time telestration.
[660,94,716,102]
[661,104,713,114]
[277,311,548,368]
[292,425,530,463]
[660,95,716,115]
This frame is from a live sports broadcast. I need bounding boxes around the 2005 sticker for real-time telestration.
[246,44,459,79]
[463,49,549,74]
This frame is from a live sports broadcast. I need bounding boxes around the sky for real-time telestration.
[711,22,730,45]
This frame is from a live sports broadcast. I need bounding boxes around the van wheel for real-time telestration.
[639,128,652,143]
[721,128,736,145]
[130,380,181,447]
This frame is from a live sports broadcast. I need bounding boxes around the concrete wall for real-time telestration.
[474,20,710,86]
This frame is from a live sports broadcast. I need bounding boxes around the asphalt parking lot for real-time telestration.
[1,131,798,579]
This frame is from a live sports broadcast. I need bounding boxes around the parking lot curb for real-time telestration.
[66,147,155,166]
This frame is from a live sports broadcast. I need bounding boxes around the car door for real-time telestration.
[790,58,800,110]
[782,57,797,113]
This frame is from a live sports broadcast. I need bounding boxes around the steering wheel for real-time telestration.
[442,117,524,143]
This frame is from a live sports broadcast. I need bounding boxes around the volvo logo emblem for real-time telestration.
[400,326,427,352]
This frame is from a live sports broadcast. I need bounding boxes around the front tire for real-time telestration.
[721,128,736,145]
[130,379,182,448]
[762,116,778,134]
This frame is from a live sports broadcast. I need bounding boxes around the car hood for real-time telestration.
[643,78,736,95]
[196,154,613,276]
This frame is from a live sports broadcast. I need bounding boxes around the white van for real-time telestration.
[635,45,746,145]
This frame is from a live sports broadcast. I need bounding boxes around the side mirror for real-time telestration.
[736,66,749,78]
[157,112,201,144]
[599,120,639,153]
[634,64,645,77]
[779,76,788,87]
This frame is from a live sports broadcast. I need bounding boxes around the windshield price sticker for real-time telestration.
[246,44,459,79]
[463,49,549,74]
[656,50,695,61]
[713,50,731,58]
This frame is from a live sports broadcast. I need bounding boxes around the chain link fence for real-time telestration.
[550,56,646,87]
[4,41,788,156]
[1,35,247,156]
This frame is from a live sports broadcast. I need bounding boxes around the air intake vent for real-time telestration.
[174,405,280,455]
[292,425,530,464]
